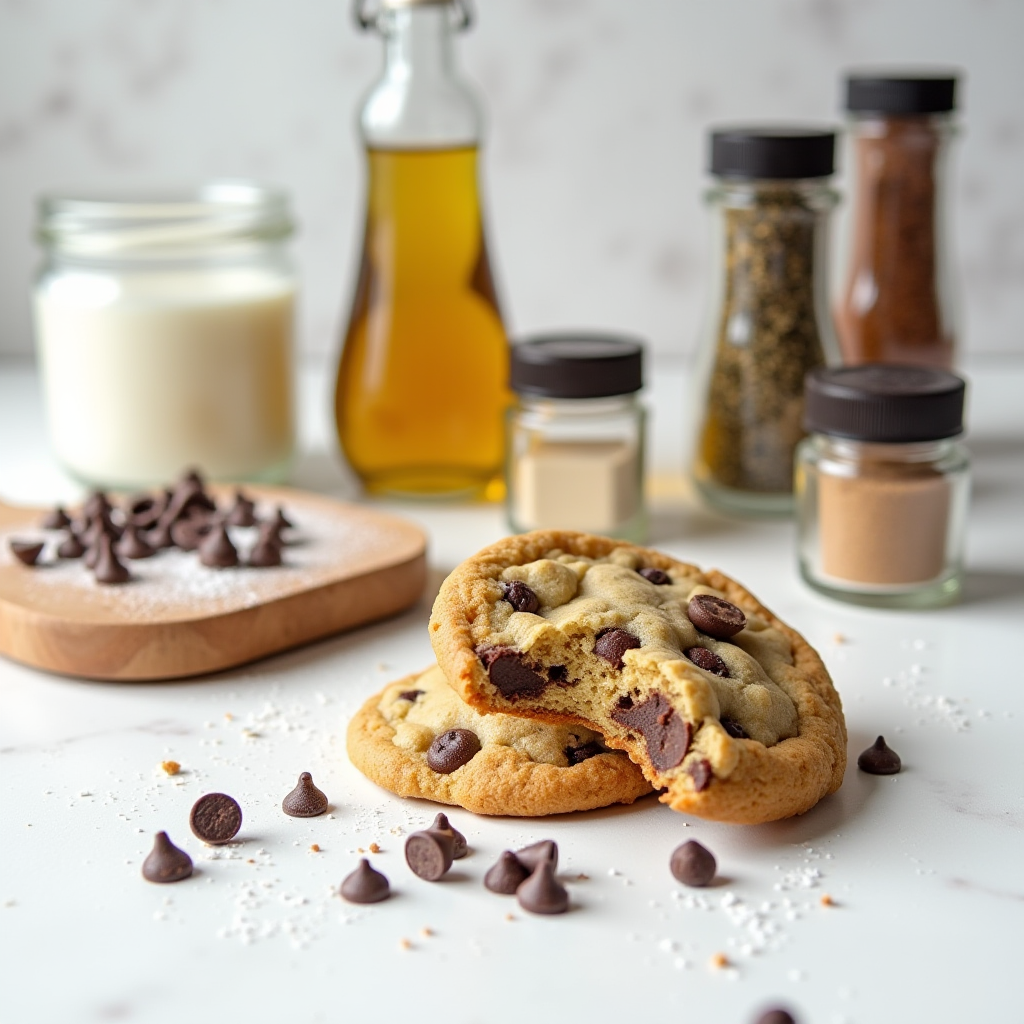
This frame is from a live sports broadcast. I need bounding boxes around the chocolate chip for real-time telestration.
[502,580,540,614]
[670,839,717,887]
[41,507,71,530]
[547,665,568,684]
[687,758,714,791]
[340,858,390,903]
[687,594,746,640]
[611,692,692,772]
[199,524,239,568]
[857,736,901,775]
[83,490,111,520]
[57,531,86,559]
[83,511,120,547]
[515,839,558,873]
[484,851,530,894]
[398,689,424,703]
[271,506,293,532]
[282,772,328,817]
[430,813,468,859]
[125,494,166,529]
[116,524,156,560]
[594,628,642,668]
[225,491,257,527]
[405,829,455,881]
[247,535,282,567]
[639,567,671,585]
[8,540,44,566]
[143,522,174,550]
[516,860,569,915]
[720,717,748,739]
[684,646,730,677]
[565,740,604,765]
[755,1011,797,1024]
[189,792,242,845]
[426,729,481,773]
[477,647,549,699]
[142,831,193,884]
[93,533,131,585]
[170,517,209,552]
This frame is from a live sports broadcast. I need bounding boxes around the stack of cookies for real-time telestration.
[348,531,846,824]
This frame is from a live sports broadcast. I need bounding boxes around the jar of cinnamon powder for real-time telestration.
[795,365,969,608]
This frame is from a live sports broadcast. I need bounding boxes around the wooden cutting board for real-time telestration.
[0,486,427,682]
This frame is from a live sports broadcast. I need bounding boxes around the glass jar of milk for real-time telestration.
[33,181,296,488]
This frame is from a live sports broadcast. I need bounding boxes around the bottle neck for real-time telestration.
[383,5,456,84]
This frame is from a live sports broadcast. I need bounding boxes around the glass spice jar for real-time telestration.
[795,365,970,608]
[836,72,960,370]
[690,128,840,517]
[506,335,646,541]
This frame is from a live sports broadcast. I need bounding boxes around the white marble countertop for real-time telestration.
[1,355,1022,1024]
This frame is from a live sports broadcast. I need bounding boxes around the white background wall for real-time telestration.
[1,0,1022,362]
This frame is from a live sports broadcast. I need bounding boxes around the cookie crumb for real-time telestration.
[420,927,433,938]
[710,952,729,970]
[504,913,515,922]
[357,847,365,854]
[576,873,590,881]
[310,844,321,853]
[820,893,835,906]
[224,712,234,721]
[160,761,180,776]
[369,842,381,853]
[398,938,412,951]
[247,858,255,864]
[833,632,846,644]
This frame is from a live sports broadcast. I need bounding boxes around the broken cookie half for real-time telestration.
[429,531,846,824]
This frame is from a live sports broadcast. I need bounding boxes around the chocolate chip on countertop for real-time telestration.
[594,628,642,669]
[516,860,569,915]
[476,646,549,699]
[426,729,481,774]
[502,580,540,614]
[143,521,175,550]
[684,646,730,677]
[93,533,131,585]
[83,511,120,547]
[170,517,210,552]
[687,594,746,640]
[142,831,193,884]
[9,540,44,566]
[189,792,242,845]
[639,567,671,585]
[340,858,390,904]
[83,490,111,520]
[857,736,901,775]
[720,717,748,739]
[484,851,530,895]
[41,507,71,530]
[198,523,239,568]
[247,535,282,567]
[611,692,692,772]
[125,493,167,529]
[405,829,455,881]
[670,839,717,887]
[116,524,156,560]
[282,772,329,817]
[565,740,604,765]
[225,491,257,527]
[515,839,558,873]
[687,758,714,792]
[57,531,86,559]
[430,813,468,859]
[755,1010,797,1024]
[271,506,293,532]
[398,689,424,703]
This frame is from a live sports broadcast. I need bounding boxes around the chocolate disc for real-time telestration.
[516,860,569,915]
[593,628,641,669]
[142,831,193,883]
[282,772,329,817]
[670,839,717,887]
[684,646,730,677]
[503,580,540,614]
[857,736,901,775]
[189,792,242,845]
[426,729,481,774]
[687,594,746,640]
[340,858,390,904]
[405,830,455,881]
[638,567,671,585]
[484,851,530,894]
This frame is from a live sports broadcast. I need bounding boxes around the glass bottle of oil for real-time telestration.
[336,0,509,498]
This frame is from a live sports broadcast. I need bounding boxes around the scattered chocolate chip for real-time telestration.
[639,567,671,585]
[684,646,730,677]
[282,772,329,817]
[670,839,717,887]
[398,689,424,703]
[687,594,746,640]
[116,524,156,560]
[755,1011,797,1024]
[247,535,282,567]
[611,692,692,772]
[340,858,390,904]
[256,519,284,547]
[720,717,749,739]
[430,813,468,859]
[594,628,642,669]
[426,729,481,773]
[516,840,558,873]
[170,517,208,551]
[142,831,193,883]
[125,494,167,529]
[225,491,257,527]
[83,511,120,547]
[484,851,530,894]
[143,521,175,550]
[565,740,604,765]
[271,506,293,531]
[503,579,540,614]
[405,829,455,881]
[516,860,569,915]
[41,507,71,530]
[477,646,549,699]
[8,540,44,566]
[199,523,239,568]
[189,792,242,845]
[83,490,111,520]
[57,531,86,559]
[93,533,131,584]
[687,758,714,792]
[857,736,901,775]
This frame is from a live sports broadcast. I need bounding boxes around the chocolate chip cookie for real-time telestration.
[347,665,652,816]
[429,531,846,824]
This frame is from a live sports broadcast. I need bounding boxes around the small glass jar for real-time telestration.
[506,335,646,541]
[796,365,969,608]
[33,181,297,489]
[690,128,840,517]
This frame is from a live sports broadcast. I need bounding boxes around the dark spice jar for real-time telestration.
[836,72,960,370]
[691,128,840,516]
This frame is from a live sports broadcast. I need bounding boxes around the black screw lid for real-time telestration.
[845,72,958,115]
[510,334,643,399]
[710,128,836,180]
[804,365,966,443]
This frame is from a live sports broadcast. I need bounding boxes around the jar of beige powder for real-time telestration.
[507,334,646,541]
[796,365,969,608]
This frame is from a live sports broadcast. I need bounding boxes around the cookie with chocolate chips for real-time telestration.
[346,664,652,816]
[428,531,846,825]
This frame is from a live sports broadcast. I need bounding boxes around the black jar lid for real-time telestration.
[804,365,966,442]
[510,334,643,399]
[710,128,836,180]
[845,72,958,115]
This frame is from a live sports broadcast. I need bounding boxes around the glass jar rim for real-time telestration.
[37,180,294,257]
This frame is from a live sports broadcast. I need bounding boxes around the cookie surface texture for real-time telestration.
[428,531,847,824]
[346,664,652,816]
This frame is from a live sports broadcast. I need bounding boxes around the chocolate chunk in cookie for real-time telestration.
[594,628,641,668]
[503,580,540,614]
[687,758,713,791]
[687,594,746,639]
[398,689,424,703]
[565,740,604,765]
[611,692,691,772]
[639,567,671,585]
[684,646,730,677]
[426,728,481,773]
[477,646,549,698]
